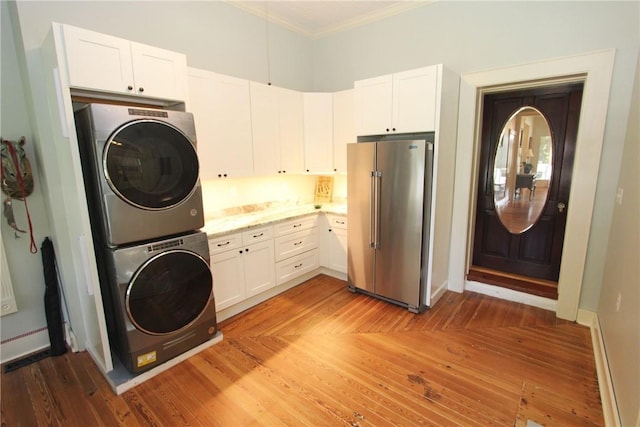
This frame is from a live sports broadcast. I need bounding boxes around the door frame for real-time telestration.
[448,49,615,321]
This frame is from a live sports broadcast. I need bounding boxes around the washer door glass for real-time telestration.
[126,250,213,335]
[104,119,199,210]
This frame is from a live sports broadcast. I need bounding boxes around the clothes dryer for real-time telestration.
[75,103,204,246]
[103,231,217,374]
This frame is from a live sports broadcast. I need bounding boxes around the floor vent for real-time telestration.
[2,349,51,373]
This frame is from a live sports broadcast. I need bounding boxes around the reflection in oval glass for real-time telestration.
[493,106,552,234]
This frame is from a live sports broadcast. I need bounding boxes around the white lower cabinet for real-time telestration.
[324,214,348,274]
[274,215,319,284]
[209,225,275,311]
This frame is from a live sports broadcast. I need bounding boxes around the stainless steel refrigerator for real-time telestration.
[347,133,434,312]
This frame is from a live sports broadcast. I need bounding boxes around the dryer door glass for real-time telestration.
[126,250,213,335]
[104,119,199,210]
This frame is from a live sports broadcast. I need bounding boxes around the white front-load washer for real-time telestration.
[75,103,204,247]
[103,231,217,374]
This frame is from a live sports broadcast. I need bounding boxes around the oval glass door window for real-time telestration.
[493,106,552,234]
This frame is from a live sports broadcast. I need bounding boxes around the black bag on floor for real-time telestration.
[41,237,67,356]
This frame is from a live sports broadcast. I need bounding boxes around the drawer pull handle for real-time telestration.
[293,223,302,228]
[253,232,264,238]
[294,263,303,268]
[217,241,231,247]
[335,220,345,225]
[294,241,303,246]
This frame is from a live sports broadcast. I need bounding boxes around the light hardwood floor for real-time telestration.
[1,274,603,426]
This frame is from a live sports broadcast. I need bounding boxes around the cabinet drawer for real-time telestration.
[326,214,347,230]
[274,228,318,262]
[274,215,318,237]
[208,232,242,255]
[276,249,319,285]
[242,225,273,245]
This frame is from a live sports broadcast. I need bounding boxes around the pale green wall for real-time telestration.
[1,0,52,357]
[597,53,640,426]
[312,1,639,312]
[12,1,313,91]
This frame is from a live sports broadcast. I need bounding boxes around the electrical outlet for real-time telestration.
[616,188,624,205]
[616,293,622,312]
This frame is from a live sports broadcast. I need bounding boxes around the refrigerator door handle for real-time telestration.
[369,171,376,248]
[371,170,382,249]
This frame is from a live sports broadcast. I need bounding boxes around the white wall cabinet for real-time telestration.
[354,65,438,135]
[303,93,334,174]
[332,89,355,174]
[62,24,187,101]
[188,68,254,179]
[251,83,304,176]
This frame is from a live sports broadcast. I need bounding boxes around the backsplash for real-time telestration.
[201,174,346,219]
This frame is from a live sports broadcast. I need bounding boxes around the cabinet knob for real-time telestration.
[138,87,144,93]
[282,170,286,173]
[306,169,310,172]
[245,247,250,252]
[328,229,332,232]
[223,173,227,177]
[386,128,390,132]
[239,250,243,254]
[392,127,396,131]
[218,174,222,178]
[127,85,133,91]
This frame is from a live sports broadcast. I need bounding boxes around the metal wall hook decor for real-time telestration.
[1,136,37,253]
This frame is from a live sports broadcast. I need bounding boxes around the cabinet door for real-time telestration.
[327,227,348,273]
[188,69,254,179]
[354,74,393,136]
[303,93,334,174]
[210,249,245,311]
[278,88,305,174]
[332,89,355,173]
[62,25,134,94]
[250,82,280,176]
[243,240,276,298]
[392,66,438,133]
[130,42,187,101]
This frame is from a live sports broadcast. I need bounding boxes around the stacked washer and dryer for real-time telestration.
[74,103,217,374]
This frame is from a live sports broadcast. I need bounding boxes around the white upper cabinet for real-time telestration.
[250,83,304,176]
[188,68,254,179]
[62,24,187,101]
[354,65,438,135]
[250,82,280,176]
[277,87,305,175]
[332,89,355,174]
[303,93,334,174]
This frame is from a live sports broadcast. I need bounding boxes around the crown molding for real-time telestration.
[226,1,434,40]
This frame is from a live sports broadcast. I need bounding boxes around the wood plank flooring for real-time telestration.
[1,274,603,426]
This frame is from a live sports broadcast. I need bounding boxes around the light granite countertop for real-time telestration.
[203,203,347,237]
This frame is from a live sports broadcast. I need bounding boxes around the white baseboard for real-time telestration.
[465,280,557,312]
[0,327,50,364]
[430,280,449,307]
[587,312,621,427]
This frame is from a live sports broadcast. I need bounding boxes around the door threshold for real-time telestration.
[467,266,558,300]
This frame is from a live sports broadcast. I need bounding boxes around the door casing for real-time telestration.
[448,50,616,321]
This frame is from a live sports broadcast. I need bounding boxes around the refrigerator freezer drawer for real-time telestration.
[274,228,319,262]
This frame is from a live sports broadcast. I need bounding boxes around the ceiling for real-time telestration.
[228,1,432,39]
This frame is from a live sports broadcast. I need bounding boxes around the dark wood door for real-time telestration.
[472,83,583,284]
